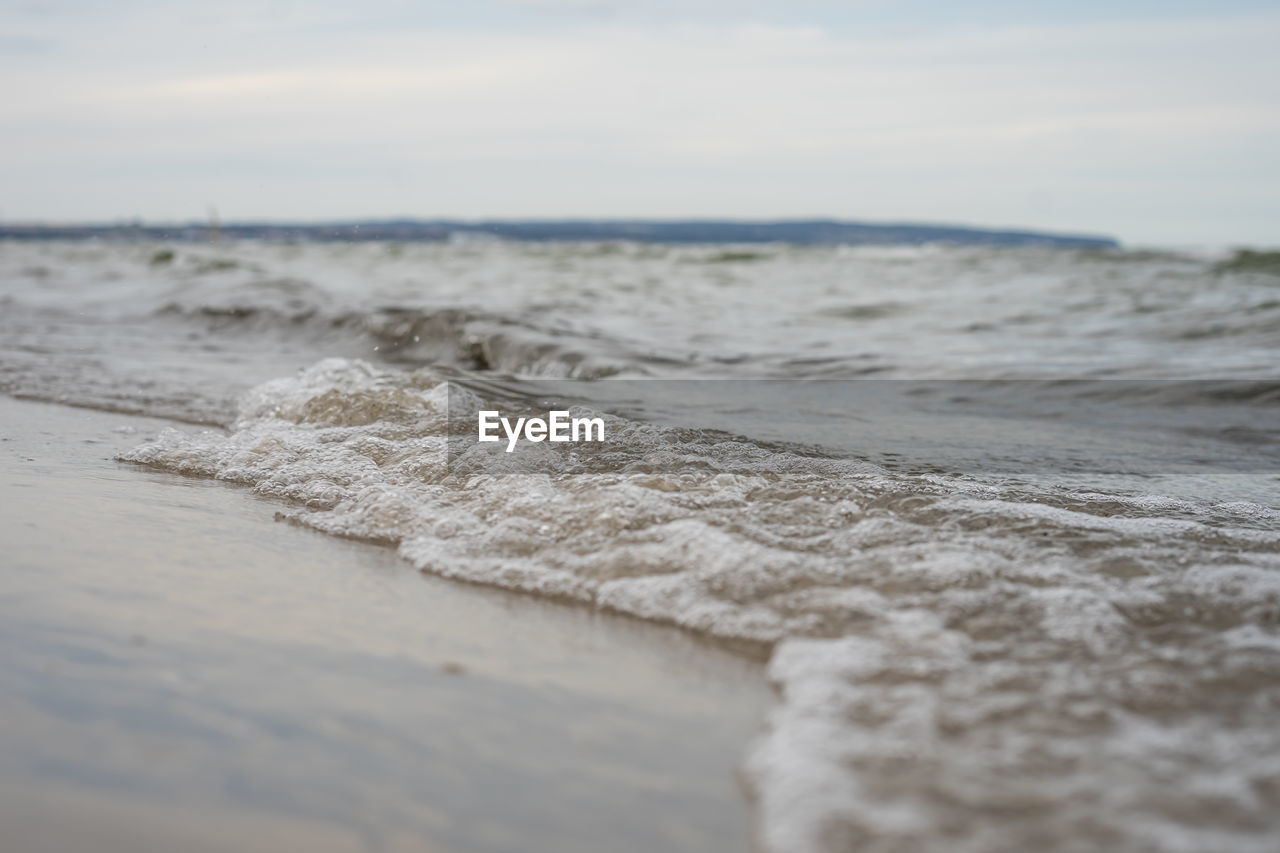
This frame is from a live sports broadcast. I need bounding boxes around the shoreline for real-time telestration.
[0,395,773,852]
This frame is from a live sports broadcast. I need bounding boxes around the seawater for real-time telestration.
[2,238,1279,852]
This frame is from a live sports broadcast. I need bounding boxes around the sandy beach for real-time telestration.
[0,395,772,852]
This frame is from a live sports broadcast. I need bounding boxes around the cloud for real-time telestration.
[0,7,1277,243]
[0,34,52,54]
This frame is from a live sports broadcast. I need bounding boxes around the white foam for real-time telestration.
[119,358,1280,852]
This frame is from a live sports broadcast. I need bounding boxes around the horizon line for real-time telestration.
[0,216,1120,248]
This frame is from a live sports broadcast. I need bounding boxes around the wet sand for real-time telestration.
[0,396,772,852]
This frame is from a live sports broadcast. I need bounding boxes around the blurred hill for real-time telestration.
[0,218,1119,248]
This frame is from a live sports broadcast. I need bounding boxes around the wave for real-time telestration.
[1216,249,1280,277]
[153,300,659,378]
[118,358,1280,853]
[7,239,1280,387]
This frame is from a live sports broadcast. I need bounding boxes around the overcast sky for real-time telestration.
[2,1,1277,245]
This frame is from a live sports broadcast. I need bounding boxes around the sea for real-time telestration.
[2,237,1278,852]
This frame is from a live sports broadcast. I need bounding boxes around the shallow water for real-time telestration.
[2,238,1279,851]
[0,397,770,853]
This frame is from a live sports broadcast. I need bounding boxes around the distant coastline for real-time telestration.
[0,218,1120,249]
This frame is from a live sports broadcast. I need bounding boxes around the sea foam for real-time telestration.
[120,358,1280,853]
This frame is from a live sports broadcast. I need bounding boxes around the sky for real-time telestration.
[1,1,1278,246]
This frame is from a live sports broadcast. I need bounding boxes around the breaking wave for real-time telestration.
[119,358,1280,853]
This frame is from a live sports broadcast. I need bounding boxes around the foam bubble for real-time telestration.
[120,358,1280,852]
